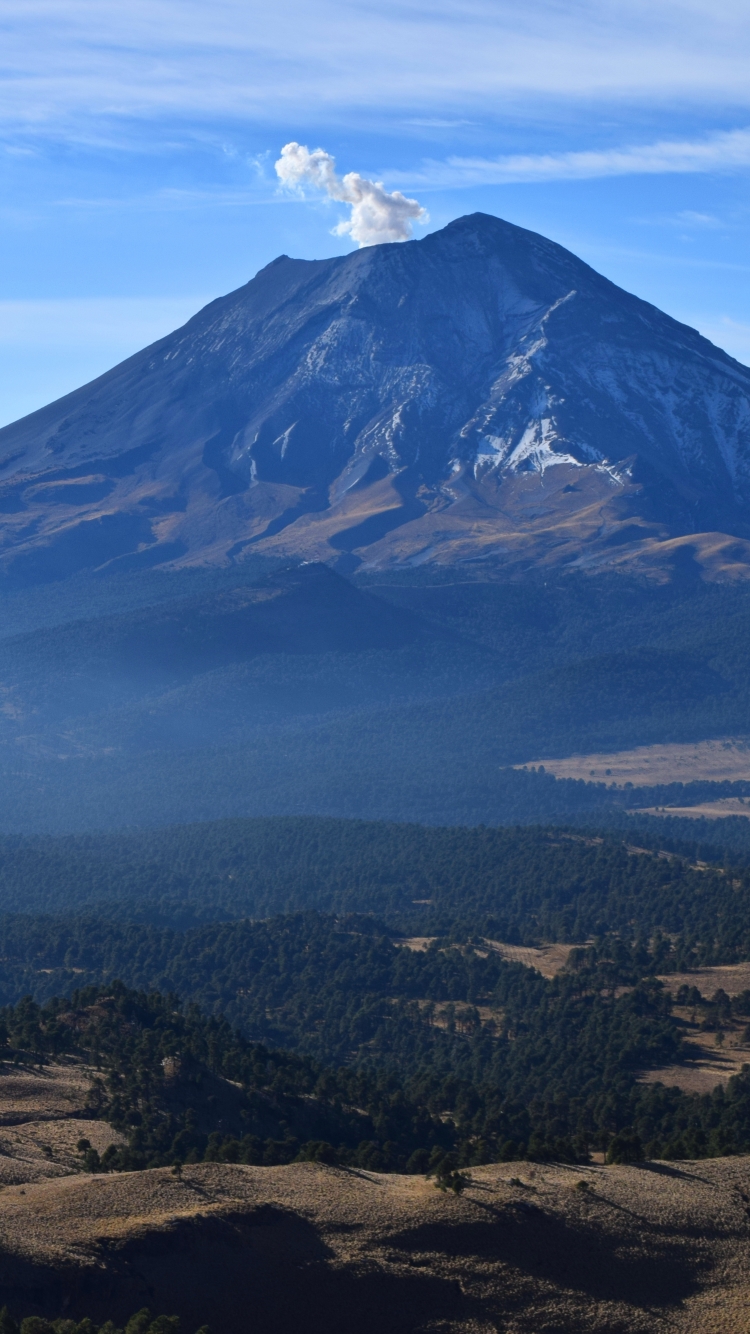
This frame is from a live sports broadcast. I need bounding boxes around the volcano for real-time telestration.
[1,212,750,585]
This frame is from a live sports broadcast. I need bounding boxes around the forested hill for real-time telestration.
[0,816,748,953]
[5,814,750,1169]
[7,944,750,1171]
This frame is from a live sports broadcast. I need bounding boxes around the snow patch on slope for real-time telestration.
[474,420,581,476]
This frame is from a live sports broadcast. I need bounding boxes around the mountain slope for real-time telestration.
[1,213,750,584]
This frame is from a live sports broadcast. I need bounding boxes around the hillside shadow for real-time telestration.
[0,1207,468,1334]
[386,1202,705,1309]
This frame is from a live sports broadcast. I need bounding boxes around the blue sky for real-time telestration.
[1,0,750,426]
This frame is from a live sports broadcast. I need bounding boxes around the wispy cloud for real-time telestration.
[399,128,750,188]
[675,209,725,228]
[51,188,284,211]
[405,119,474,129]
[1,1,750,144]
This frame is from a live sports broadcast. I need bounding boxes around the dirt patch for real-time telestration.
[518,738,750,787]
[395,937,574,981]
[412,999,499,1034]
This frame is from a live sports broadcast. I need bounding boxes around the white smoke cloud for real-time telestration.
[275,142,428,247]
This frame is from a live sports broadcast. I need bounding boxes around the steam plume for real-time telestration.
[275,142,428,247]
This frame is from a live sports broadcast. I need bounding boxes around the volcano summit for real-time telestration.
[1,212,750,585]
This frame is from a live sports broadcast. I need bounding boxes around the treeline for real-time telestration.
[0,909,741,1065]
[604,809,750,862]
[0,913,512,1056]
[1,818,749,958]
[0,911,683,1088]
[0,1309,195,1334]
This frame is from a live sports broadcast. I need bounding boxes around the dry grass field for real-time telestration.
[633,965,750,1093]
[1,1158,750,1333]
[0,1060,124,1184]
[636,799,750,820]
[480,940,576,978]
[518,738,750,787]
[396,937,575,979]
[4,1054,750,1330]
[639,1023,750,1095]
[659,964,750,999]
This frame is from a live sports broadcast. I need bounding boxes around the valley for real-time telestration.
[2,560,750,834]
